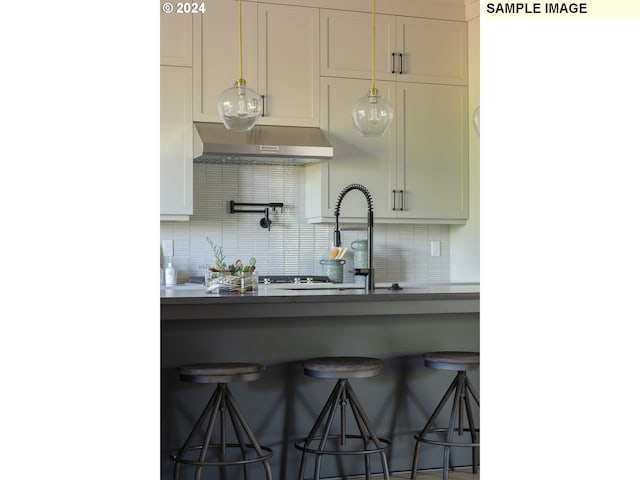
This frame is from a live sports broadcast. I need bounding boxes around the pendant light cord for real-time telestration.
[370,0,376,93]
[238,0,244,81]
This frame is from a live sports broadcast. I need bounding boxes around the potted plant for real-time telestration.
[206,240,258,293]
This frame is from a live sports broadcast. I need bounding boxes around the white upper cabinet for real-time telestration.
[306,77,397,222]
[320,10,396,82]
[193,0,258,123]
[320,9,467,86]
[308,8,469,224]
[394,16,467,85]
[305,77,467,224]
[160,2,193,220]
[194,0,319,126]
[160,6,193,66]
[258,4,319,126]
[160,66,193,220]
[393,82,468,221]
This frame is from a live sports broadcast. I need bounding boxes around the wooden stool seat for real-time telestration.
[179,362,266,383]
[303,356,384,379]
[423,351,479,371]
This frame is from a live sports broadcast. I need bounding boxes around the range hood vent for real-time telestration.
[193,122,333,166]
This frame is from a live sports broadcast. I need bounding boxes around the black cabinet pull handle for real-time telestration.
[392,189,397,211]
[261,95,265,116]
[399,53,404,74]
[399,190,405,211]
[391,52,396,74]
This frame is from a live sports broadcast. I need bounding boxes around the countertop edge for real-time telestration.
[160,290,479,305]
[160,288,480,320]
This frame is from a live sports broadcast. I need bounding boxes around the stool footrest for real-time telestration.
[414,429,480,448]
[171,443,274,467]
[294,435,391,456]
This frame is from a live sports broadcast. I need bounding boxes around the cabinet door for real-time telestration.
[160,4,192,67]
[305,77,396,222]
[193,0,258,122]
[320,9,395,81]
[394,83,468,221]
[396,17,467,85]
[161,66,193,219]
[258,4,319,126]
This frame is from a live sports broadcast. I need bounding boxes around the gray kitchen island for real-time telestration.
[161,283,480,479]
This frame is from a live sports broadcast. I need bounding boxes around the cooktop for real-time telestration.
[184,275,333,285]
[258,275,332,285]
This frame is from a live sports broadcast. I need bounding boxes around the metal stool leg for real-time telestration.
[442,372,464,480]
[296,378,390,480]
[465,376,480,473]
[173,384,225,480]
[225,387,273,480]
[412,370,480,480]
[462,376,479,474]
[313,380,345,480]
[197,385,229,480]
[411,375,459,480]
[345,380,390,480]
[226,397,250,480]
[172,383,273,480]
[297,380,344,480]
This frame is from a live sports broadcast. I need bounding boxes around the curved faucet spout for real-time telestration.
[334,184,374,217]
[333,184,375,292]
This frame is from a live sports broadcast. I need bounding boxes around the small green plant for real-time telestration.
[207,238,226,271]
[207,238,256,273]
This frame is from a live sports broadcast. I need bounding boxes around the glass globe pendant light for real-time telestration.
[352,0,394,137]
[217,0,262,131]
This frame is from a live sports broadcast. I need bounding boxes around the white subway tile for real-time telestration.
[161,165,449,283]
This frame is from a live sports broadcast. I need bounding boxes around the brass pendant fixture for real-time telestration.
[217,0,262,131]
[352,0,394,137]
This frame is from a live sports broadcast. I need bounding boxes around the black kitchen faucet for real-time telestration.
[333,184,375,293]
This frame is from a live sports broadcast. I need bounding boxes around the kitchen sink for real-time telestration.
[278,285,364,291]
[272,282,478,292]
[274,282,405,291]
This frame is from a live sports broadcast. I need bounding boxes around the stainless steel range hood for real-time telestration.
[193,122,333,166]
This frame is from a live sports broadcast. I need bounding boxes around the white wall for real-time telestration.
[160,164,451,284]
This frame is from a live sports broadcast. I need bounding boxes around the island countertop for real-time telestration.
[160,282,480,319]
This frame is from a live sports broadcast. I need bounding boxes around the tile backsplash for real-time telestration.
[160,164,449,284]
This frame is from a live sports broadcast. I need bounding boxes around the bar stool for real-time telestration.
[411,352,479,480]
[295,356,390,480]
[170,363,273,480]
